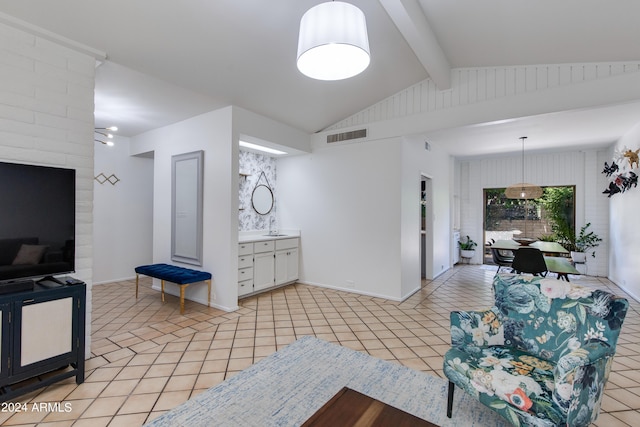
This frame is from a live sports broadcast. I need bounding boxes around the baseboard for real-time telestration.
[296,280,403,302]
[93,275,136,286]
[433,266,450,279]
[151,284,238,312]
[608,275,640,303]
[400,285,422,302]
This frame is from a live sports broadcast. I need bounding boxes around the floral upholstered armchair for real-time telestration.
[443,274,628,427]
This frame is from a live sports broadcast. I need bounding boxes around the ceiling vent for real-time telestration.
[326,128,367,144]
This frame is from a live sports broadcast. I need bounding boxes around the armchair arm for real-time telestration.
[554,342,614,378]
[450,307,504,349]
[553,343,616,427]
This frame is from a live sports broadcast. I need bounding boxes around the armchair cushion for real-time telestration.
[444,274,628,427]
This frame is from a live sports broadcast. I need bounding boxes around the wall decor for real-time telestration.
[251,171,274,215]
[602,146,639,197]
[94,173,120,185]
[171,150,204,266]
[239,151,277,231]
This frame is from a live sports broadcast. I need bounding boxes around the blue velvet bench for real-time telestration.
[135,263,212,314]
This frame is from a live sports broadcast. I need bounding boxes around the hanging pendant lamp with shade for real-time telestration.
[296,1,370,81]
[505,137,543,200]
[505,136,542,243]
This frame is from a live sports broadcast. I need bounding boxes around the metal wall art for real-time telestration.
[602,147,639,197]
[94,173,120,185]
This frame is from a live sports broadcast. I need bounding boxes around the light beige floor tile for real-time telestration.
[118,393,160,415]
[100,379,139,397]
[152,390,191,411]
[82,395,127,418]
[164,375,198,392]
[133,377,169,395]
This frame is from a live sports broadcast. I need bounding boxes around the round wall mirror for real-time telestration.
[251,184,274,215]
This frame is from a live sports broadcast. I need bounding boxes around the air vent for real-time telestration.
[326,128,367,144]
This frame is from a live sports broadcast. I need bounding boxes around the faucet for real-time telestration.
[269,217,277,235]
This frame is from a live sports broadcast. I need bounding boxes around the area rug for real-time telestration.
[145,336,508,427]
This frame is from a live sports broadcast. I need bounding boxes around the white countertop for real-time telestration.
[239,229,300,243]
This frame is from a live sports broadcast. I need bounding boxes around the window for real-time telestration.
[483,186,575,262]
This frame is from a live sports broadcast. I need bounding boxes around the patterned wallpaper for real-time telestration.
[239,150,277,231]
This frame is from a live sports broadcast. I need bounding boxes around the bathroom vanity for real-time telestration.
[238,231,300,297]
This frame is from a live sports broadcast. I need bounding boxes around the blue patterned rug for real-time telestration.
[146,336,508,426]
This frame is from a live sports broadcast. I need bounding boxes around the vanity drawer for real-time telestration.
[253,240,275,253]
[238,243,253,255]
[238,267,254,281]
[238,279,253,296]
[238,255,253,269]
[276,238,299,250]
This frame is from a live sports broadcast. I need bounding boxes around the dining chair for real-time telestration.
[511,247,547,276]
[490,247,513,276]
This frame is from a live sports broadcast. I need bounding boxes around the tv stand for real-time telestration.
[0,280,85,401]
[0,279,34,295]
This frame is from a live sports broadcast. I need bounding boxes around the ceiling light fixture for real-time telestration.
[94,126,118,147]
[296,1,370,81]
[239,141,287,155]
[505,137,543,200]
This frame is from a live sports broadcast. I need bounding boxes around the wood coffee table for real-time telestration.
[302,387,437,427]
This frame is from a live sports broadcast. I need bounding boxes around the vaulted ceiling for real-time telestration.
[1,0,640,154]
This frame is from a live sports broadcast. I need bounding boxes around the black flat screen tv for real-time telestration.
[0,161,75,283]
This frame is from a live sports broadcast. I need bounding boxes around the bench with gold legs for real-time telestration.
[135,263,211,314]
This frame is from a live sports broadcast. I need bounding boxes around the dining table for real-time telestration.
[491,239,579,281]
[544,256,580,281]
[491,239,569,256]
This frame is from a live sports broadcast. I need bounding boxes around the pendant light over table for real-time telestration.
[505,137,543,200]
[296,1,370,81]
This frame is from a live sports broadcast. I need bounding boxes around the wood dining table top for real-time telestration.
[491,239,569,255]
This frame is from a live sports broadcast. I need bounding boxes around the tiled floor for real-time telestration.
[1,265,639,426]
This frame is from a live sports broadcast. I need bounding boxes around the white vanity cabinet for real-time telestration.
[237,237,299,298]
[275,239,299,286]
[238,243,254,297]
[253,240,275,292]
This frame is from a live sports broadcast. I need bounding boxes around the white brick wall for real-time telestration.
[0,21,96,352]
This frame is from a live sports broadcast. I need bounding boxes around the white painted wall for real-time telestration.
[0,21,97,352]
[131,107,238,311]
[458,148,610,277]
[130,106,309,311]
[93,135,153,284]
[400,137,451,297]
[277,135,451,301]
[277,139,404,300]
[609,123,640,301]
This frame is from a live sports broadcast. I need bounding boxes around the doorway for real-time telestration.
[420,175,433,279]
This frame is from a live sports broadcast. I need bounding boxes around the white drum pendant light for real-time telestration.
[297,1,370,81]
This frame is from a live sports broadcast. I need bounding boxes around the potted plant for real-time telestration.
[459,235,478,259]
[570,223,602,263]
